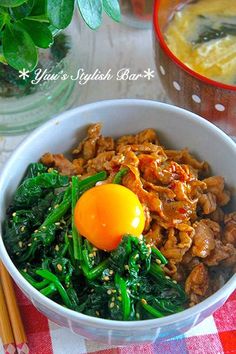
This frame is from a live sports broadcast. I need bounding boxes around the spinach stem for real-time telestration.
[115,273,131,320]
[72,176,83,261]
[149,263,165,277]
[36,269,73,308]
[151,247,168,265]
[40,283,57,297]
[141,301,164,318]
[113,167,129,184]
[20,271,50,289]
[81,259,109,280]
[42,186,71,227]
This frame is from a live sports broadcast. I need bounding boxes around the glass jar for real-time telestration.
[0,11,93,135]
[120,0,154,29]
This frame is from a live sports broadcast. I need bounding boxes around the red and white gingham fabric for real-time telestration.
[1,286,235,354]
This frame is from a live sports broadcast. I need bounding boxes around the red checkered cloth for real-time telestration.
[1,287,235,354]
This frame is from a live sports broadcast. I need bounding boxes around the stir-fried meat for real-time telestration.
[116,128,158,147]
[160,227,194,263]
[143,205,152,232]
[41,153,79,176]
[188,180,207,199]
[142,180,176,200]
[198,192,217,214]
[203,176,230,206]
[123,169,165,217]
[182,251,200,272]
[223,212,236,246]
[145,221,163,246]
[135,128,158,144]
[117,143,166,156]
[165,149,208,172]
[139,154,167,184]
[97,136,114,153]
[86,151,115,173]
[192,220,216,258]
[208,207,225,223]
[73,123,101,160]
[72,158,85,175]
[204,240,236,266]
[41,124,236,308]
[185,264,209,304]
[169,180,192,202]
[123,150,139,167]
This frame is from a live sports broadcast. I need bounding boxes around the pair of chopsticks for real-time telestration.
[0,261,29,354]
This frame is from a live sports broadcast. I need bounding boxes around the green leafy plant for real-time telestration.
[0,0,120,71]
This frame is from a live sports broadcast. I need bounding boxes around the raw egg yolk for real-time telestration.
[74,184,145,251]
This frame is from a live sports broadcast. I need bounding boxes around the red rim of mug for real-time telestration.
[153,0,236,92]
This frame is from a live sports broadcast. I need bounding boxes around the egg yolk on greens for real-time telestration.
[74,184,145,251]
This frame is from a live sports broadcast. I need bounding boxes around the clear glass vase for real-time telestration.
[0,11,93,135]
[120,0,154,29]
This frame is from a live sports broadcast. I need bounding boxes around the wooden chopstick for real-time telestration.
[0,279,17,354]
[0,261,28,354]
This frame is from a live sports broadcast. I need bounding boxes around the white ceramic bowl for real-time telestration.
[0,99,235,345]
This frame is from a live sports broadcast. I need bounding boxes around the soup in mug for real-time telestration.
[165,0,236,85]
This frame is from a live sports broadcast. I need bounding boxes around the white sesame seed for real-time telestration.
[57,264,63,271]
[107,289,112,295]
[109,302,115,309]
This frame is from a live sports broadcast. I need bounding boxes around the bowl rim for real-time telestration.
[153,0,236,92]
[0,98,236,330]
